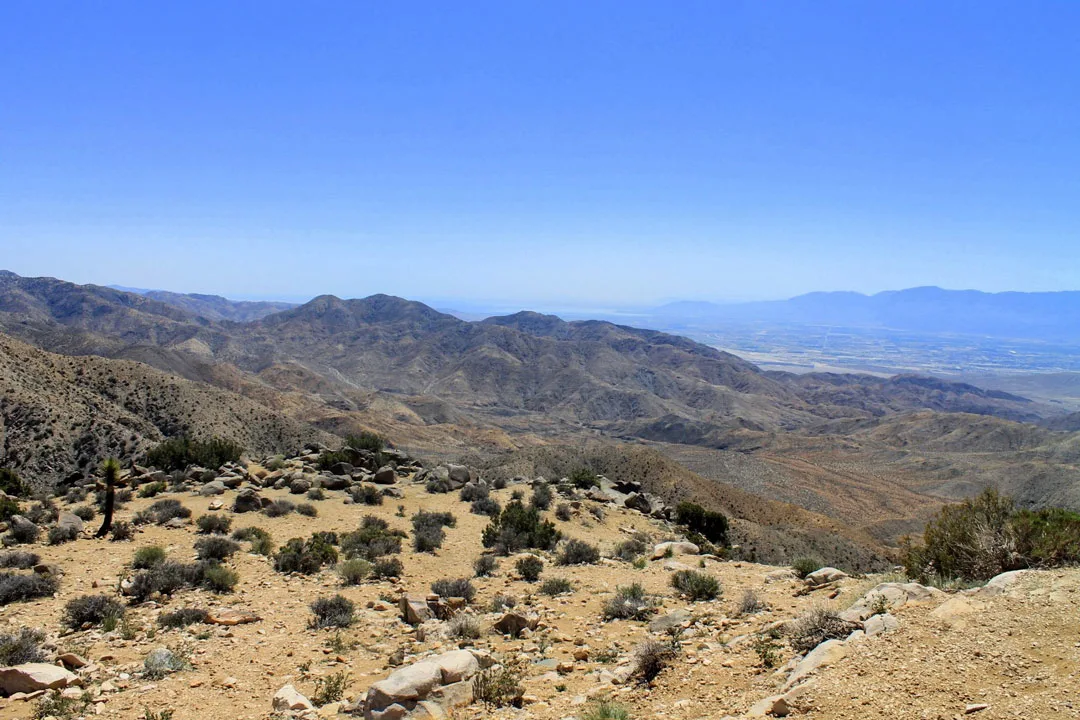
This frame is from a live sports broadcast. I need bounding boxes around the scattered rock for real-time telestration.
[273,684,315,712]
[0,664,82,694]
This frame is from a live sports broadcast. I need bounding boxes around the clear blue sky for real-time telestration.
[2,1,1078,306]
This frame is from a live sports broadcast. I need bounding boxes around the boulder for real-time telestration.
[364,660,443,715]
[329,462,355,476]
[373,466,398,485]
[232,489,262,513]
[400,596,433,625]
[56,512,84,534]
[0,663,82,694]
[289,477,313,494]
[321,474,351,491]
[650,541,699,560]
[218,474,244,489]
[862,613,899,637]
[623,492,652,514]
[804,567,848,587]
[430,650,479,684]
[493,611,538,637]
[839,582,943,622]
[273,684,314,712]
[970,569,1030,598]
[446,464,471,487]
[648,608,692,633]
[783,639,847,690]
[198,480,227,496]
[9,515,38,538]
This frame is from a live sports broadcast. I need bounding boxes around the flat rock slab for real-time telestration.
[0,664,82,694]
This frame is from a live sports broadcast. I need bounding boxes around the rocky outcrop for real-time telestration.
[362,649,489,719]
[0,663,82,695]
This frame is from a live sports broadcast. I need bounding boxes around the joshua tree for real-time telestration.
[95,458,121,538]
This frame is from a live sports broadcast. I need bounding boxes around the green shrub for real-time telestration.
[602,583,655,621]
[674,502,728,546]
[195,515,232,535]
[233,526,274,555]
[312,670,350,706]
[515,555,544,582]
[341,517,404,561]
[158,608,209,628]
[411,511,456,553]
[530,482,553,510]
[0,468,29,498]
[0,496,21,523]
[371,557,402,579]
[473,554,498,577]
[194,537,240,562]
[350,485,383,506]
[310,595,354,629]
[296,503,318,517]
[274,536,338,575]
[472,662,524,707]
[481,501,560,555]
[460,484,489,503]
[0,572,57,605]
[791,557,823,579]
[670,569,720,600]
[471,497,501,517]
[138,481,167,498]
[201,564,239,593]
[146,499,191,525]
[569,468,600,489]
[8,518,39,544]
[63,594,125,629]
[581,699,630,720]
[0,627,46,665]
[540,577,573,596]
[614,538,648,562]
[146,436,244,472]
[48,525,79,545]
[431,577,476,602]
[557,539,600,566]
[133,545,167,569]
[126,561,205,603]
[336,558,371,585]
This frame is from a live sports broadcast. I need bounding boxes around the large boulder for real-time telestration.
[289,477,313,494]
[321,474,352,491]
[650,541,699,560]
[373,466,398,485]
[329,461,355,476]
[56,512,84,534]
[8,515,39,539]
[624,492,653,514]
[0,663,82,694]
[198,480,227,496]
[232,489,262,513]
[364,660,443,716]
[804,567,848,587]
[446,464,471,487]
[430,650,479,684]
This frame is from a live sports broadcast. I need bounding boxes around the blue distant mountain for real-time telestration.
[655,287,1080,342]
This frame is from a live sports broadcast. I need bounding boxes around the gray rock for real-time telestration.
[447,464,471,486]
[273,683,315,712]
[198,480,227,496]
[804,567,848,587]
[373,466,398,485]
[329,461,355,476]
[232,489,262,513]
[56,511,84,534]
[648,608,692,633]
[862,613,899,637]
[321,474,352,491]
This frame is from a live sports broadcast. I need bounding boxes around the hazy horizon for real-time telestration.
[3,2,1079,304]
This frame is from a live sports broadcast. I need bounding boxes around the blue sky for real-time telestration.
[2,2,1078,306]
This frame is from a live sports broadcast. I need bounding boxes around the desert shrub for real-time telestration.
[431,577,476,602]
[274,536,338,575]
[481,500,560,555]
[674,502,729,547]
[530,482,553,510]
[0,572,57,605]
[902,489,1080,583]
[371,557,403,579]
[554,503,572,521]
[202,564,239,593]
[490,593,516,612]
[633,639,675,683]
[0,497,21,523]
[143,647,190,679]
[492,477,507,490]
[569,468,600,489]
[350,485,383,506]
[602,583,655,621]
[296,503,318,517]
[0,627,46,665]
[785,606,858,654]
[310,595,354,629]
[515,555,544,582]
[0,550,39,569]
[540,577,573,596]
[110,521,135,542]
[147,499,191,525]
[614,538,648,562]
[133,545,168,569]
[65,486,88,503]
[158,608,209,628]
[340,517,404,561]
[473,554,497,577]
[737,589,767,615]
[138,481,167,498]
[670,569,721,601]
[146,436,244,472]
[263,499,295,518]
[411,511,456,553]
[751,630,782,668]
[581,700,630,720]
[194,537,240,562]
[263,455,286,471]
[195,514,232,535]
[8,519,39,545]
[460,484,489,503]
[232,526,270,541]
[0,468,29,498]
[791,556,823,579]
[471,497,501,517]
[33,690,92,719]
[425,476,454,494]
[233,526,274,555]
[336,558,372,585]
[116,488,133,504]
[126,561,204,603]
[64,594,125,629]
[306,487,326,501]
[557,539,600,566]
[48,525,79,545]
[312,670,350,706]
[472,660,524,707]
[447,613,482,640]
[26,500,59,525]
[72,505,96,521]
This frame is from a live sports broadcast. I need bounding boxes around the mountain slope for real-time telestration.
[0,332,331,486]
[141,289,297,322]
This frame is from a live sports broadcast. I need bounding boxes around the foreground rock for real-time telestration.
[362,649,488,719]
[0,663,82,694]
[273,684,314,713]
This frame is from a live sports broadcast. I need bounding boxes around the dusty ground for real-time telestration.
[1,475,1078,720]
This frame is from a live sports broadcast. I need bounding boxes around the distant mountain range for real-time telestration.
[653,286,1080,342]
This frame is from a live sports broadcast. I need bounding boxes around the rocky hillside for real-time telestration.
[0,333,331,487]
[0,449,1074,720]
